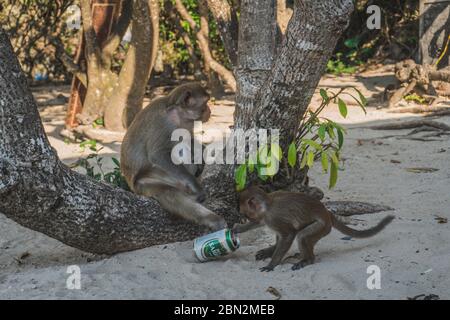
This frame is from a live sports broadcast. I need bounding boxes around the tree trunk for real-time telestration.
[104,0,159,131]
[0,28,218,255]
[1,0,357,255]
[199,0,225,96]
[236,0,354,151]
[206,0,239,66]
[234,0,277,127]
[73,0,158,131]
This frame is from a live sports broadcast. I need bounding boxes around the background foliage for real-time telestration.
[0,0,421,82]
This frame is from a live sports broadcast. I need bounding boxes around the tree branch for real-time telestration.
[104,0,159,131]
[206,0,239,66]
[80,0,102,67]
[50,36,87,87]
[252,0,354,149]
[174,0,236,91]
[0,27,221,255]
[165,1,202,74]
[101,0,133,60]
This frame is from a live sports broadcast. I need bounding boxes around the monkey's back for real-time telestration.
[267,191,330,230]
[120,97,175,189]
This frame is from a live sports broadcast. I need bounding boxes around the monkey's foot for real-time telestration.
[291,259,314,270]
[260,265,275,272]
[255,248,275,261]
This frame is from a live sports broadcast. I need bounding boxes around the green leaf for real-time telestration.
[344,37,359,49]
[288,142,297,168]
[258,145,269,165]
[330,152,339,165]
[321,152,329,173]
[329,162,338,189]
[80,139,97,150]
[247,161,255,173]
[307,151,315,168]
[356,90,367,107]
[302,139,322,150]
[94,117,104,126]
[318,124,326,141]
[327,125,335,139]
[320,89,329,102]
[349,88,368,113]
[264,158,278,177]
[337,129,344,149]
[235,164,247,191]
[271,143,283,161]
[300,152,308,169]
[338,98,348,118]
[330,121,346,133]
[112,157,120,167]
[256,164,269,181]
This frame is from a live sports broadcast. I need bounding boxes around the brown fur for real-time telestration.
[234,186,394,271]
[121,83,226,230]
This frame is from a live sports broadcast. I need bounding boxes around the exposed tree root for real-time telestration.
[425,109,450,117]
[387,105,450,114]
[59,126,125,144]
[368,120,450,131]
[73,126,125,143]
[388,60,450,108]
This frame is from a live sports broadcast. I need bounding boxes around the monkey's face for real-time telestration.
[180,85,211,122]
[239,194,265,222]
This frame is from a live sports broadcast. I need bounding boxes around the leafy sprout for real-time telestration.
[234,87,367,191]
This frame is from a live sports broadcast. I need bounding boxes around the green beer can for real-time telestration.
[193,229,240,262]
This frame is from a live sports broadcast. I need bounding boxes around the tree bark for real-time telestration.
[234,0,277,128]
[104,0,159,131]
[70,0,158,131]
[206,0,239,66]
[237,0,354,151]
[0,28,217,255]
[1,1,360,255]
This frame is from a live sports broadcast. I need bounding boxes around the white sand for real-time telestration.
[1,69,449,299]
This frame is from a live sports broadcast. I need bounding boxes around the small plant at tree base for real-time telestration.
[235,87,367,191]
[404,93,427,104]
[70,139,130,191]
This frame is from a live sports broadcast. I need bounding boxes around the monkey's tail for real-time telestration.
[330,215,394,238]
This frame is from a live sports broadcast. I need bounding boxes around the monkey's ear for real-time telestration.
[178,90,192,106]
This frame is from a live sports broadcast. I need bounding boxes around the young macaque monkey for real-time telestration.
[234,186,394,272]
[121,83,226,230]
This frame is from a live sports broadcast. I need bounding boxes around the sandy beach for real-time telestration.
[1,67,449,300]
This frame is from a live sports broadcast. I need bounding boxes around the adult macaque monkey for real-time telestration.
[234,186,394,272]
[121,83,226,230]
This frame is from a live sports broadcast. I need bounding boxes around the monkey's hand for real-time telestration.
[204,214,227,231]
[260,265,275,272]
[232,223,245,233]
